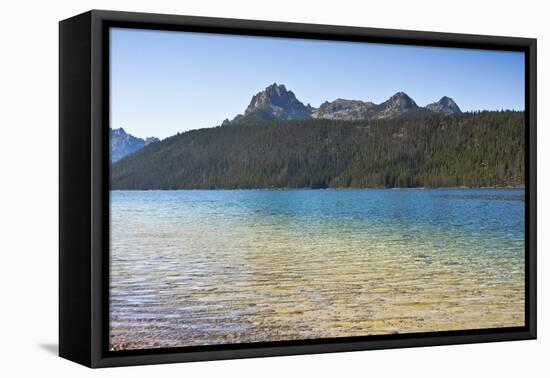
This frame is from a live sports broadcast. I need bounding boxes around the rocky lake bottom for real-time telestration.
[109,189,525,350]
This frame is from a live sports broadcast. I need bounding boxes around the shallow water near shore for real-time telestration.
[109,189,525,350]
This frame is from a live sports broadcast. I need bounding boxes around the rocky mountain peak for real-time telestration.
[243,83,311,120]
[372,92,420,119]
[387,92,418,108]
[111,127,128,137]
[426,96,462,114]
[264,82,288,95]
[110,127,159,163]
[224,84,463,124]
[312,98,376,121]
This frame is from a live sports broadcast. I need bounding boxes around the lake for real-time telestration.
[109,189,525,350]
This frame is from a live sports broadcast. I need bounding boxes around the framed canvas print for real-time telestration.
[59,10,537,368]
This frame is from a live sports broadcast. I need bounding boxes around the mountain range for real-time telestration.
[110,128,159,162]
[110,84,462,162]
[109,83,525,191]
[222,83,461,125]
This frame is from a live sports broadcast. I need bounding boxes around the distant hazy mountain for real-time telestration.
[223,83,461,125]
[110,127,159,163]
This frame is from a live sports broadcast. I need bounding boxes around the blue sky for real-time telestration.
[110,28,525,139]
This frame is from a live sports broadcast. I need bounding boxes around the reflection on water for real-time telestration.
[109,189,525,350]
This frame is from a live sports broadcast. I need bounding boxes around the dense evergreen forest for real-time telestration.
[110,111,525,189]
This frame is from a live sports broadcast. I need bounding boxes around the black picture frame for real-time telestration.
[59,9,537,368]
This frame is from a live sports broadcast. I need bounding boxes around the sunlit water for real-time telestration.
[109,189,525,350]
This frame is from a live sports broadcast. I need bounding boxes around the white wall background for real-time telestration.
[0,0,546,376]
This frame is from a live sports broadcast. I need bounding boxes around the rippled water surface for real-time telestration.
[110,189,525,350]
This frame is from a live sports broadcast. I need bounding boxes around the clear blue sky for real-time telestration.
[110,28,525,139]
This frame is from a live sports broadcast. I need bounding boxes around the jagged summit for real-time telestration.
[109,127,159,163]
[227,83,311,124]
[224,84,462,125]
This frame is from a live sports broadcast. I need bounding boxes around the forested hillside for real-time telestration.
[111,111,524,189]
